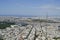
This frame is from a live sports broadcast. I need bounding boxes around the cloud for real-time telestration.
[14,0,60,16]
[29,4,60,16]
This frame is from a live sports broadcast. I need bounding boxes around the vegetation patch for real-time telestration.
[32,19,59,23]
[0,21,15,29]
[53,37,60,40]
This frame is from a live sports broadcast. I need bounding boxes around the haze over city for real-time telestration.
[0,0,60,40]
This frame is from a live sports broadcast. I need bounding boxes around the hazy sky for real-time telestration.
[0,0,60,16]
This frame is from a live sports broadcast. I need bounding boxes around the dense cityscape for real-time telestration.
[0,16,60,40]
[0,0,60,40]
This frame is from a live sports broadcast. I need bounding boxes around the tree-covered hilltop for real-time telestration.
[0,21,15,29]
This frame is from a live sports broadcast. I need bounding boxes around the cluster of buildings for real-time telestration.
[0,16,60,40]
[0,23,60,40]
[0,25,33,40]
